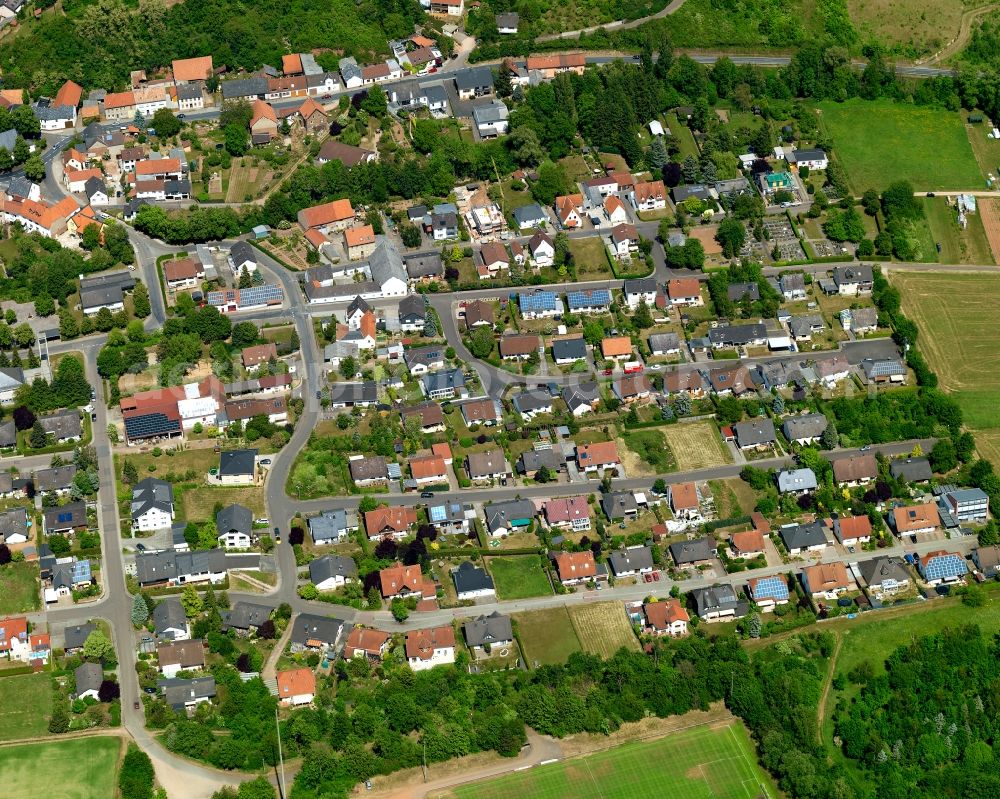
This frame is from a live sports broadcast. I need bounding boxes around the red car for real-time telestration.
[603,368,613,376]
[652,572,660,581]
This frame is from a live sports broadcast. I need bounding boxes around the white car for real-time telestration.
[255,517,269,525]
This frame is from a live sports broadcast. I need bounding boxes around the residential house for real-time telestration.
[779,272,807,300]
[734,419,777,450]
[747,575,790,610]
[157,639,206,678]
[831,454,877,486]
[832,515,873,546]
[782,413,828,446]
[832,265,873,295]
[648,333,681,358]
[666,278,703,307]
[609,223,638,259]
[517,447,563,478]
[35,465,77,495]
[730,530,765,558]
[218,449,257,485]
[552,336,587,365]
[348,456,389,487]
[528,232,555,267]
[398,295,427,331]
[289,614,347,653]
[779,521,828,555]
[406,626,456,671]
[38,409,82,443]
[472,99,509,138]
[941,488,989,523]
[669,538,715,567]
[297,198,355,234]
[163,258,204,290]
[0,508,28,545]
[525,53,586,78]
[74,662,103,700]
[427,502,476,536]
[601,336,633,361]
[158,677,216,712]
[802,562,853,599]
[563,382,601,416]
[499,333,540,361]
[918,551,968,586]
[789,148,828,170]
[973,545,1000,578]
[892,503,940,537]
[566,289,611,315]
[463,611,513,653]
[630,180,667,211]
[555,194,583,229]
[344,225,378,260]
[665,370,708,397]
[364,507,418,541]
[409,454,448,486]
[623,277,657,309]
[153,598,189,641]
[308,508,358,544]
[308,555,358,591]
[512,390,554,420]
[513,203,549,231]
[517,290,560,320]
[460,398,502,427]
[643,600,689,636]
[277,668,317,706]
[452,561,496,601]
[601,491,638,521]
[669,482,701,521]
[727,282,760,303]
[544,496,591,531]
[43,501,88,536]
[343,627,392,661]
[608,546,654,577]
[613,374,652,404]
[890,457,933,483]
[135,550,227,587]
[62,623,95,655]
[421,369,467,401]
[859,556,910,596]
[777,468,818,495]
[220,602,274,636]
[316,140,378,168]
[692,584,743,622]
[405,345,446,376]
[553,551,597,585]
[709,322,767,350]
[401,402,446,433]
[576,441,620,474]
[454,66,493,100]
[131,477,175,533]
[484,499,535,536]
[215,504,254,549]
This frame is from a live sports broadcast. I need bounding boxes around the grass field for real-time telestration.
[893,271,1000,428]
[181,485,266,521]
[488,556,554,600]
[568,602,640,658]
[663,421,733,471]
[440,721,775,799]
[567,237,613,277]
[0,562,39,615]
[0,736,121,798]
[514,606,583,667]
[708,478,761,519]
[622,429,676,474]
[922,197,995,264]
[846,0,970,57]
[0,673,53,741]
[817,100,984,194]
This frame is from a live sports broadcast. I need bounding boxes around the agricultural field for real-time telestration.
[0,673,53,741]
[488,556,554,600]
[817,100,984,193]
[514,606,582,667]
[663,421,733,471]
[978,198,1000,263]
[224,157,276,203]
[921,197,994,264]
[893,271,1000,429]
[441,720,776,799]
[568,602,640,658]
[0,736,121,799]
[0,562,40,615]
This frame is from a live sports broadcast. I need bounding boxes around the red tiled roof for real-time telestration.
[276,667,315,699]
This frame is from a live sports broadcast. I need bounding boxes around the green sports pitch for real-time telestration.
[440,721,775,799]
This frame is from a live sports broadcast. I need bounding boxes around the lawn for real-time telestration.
[0,673,53,741]
[559,154,592,182]
[488,556,553,600]
[663,421,733,471]
[181,485,267,521]
[893,271,1000,428]
[514,606,582,667]
[922,197,994,265]
[441,720,775,799]
[567,237,613,277]
[666,113,700,160]
[0,562,40,615]
[817,99,984,194]
[0,736,121,798]
[568,602,640,658]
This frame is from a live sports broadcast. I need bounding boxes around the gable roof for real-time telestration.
[152,597,187,636]
[309,555,358,585]
[289,613,346,648]
[172,56,214,82]
[452,561,494,594]
[277,667,316,700]
[644,599,689,630]
[216,503,253,536]
[219,449,257,477]
[463,612,513,648]
[832,454,877,483]
[554,550,596,580]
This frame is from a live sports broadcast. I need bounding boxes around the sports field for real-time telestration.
[663,421,733,471]
[0,672,53,740]
[441,721,775,799]
[0,736,121,799]
[892,271,1000,429]
[568,602,640,658]
[817,100,984,194]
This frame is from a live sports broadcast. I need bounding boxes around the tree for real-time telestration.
[508,126,545,167]
[231,322,259,348]
[390,598,410,622]
[535,466,553,483]
[48,534,71,556]
[530,160,570,206]
[647,137,668,170]
[929,439,957,473]
[468,325,495,359]
[715,396,743,425]
[98,679,121,703]
[224,123,249,156]
[632,300,653,330]
[119,744,155,799]
[131,593,149,625]
[0,543,10,565]
[821,422,838,449]
[122,459,139,485]
[29,420,48,449]
[132,282,150,318]
[23,155,44,181]
[400,223,421,248]
[360,85,387,116]
[257,619,276,639]
[151,108,182,138]
[83,629,114,662]
[13,406,35,431]
[181,585,203,618]
[339,356,358,379]
[48,704,70,734]
[235,777,277,799]
[715,218,746,258]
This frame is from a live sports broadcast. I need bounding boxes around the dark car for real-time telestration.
[274,527,280,539]
[135,543,146,552]
[420,491,434,498]
[91,412,97,422]
[133,701,140,710]
[177,113,186,120]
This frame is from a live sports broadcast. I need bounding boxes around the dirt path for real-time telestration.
[815,631,843,744]
[535,0,688,42]
[923,4,1000,65]
[261,620,294,681]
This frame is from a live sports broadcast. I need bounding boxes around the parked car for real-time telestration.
[133,701,140,710]
[420,491,434,498]
[652,572,660,581]
[135,543,146,552]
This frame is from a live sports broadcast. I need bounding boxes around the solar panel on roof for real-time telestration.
[124,413,181,439]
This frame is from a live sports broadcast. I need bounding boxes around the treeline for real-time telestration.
[13,353,91,413]
[0,0,424,95]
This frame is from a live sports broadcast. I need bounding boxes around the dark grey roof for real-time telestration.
[496,11,519,27]
[218,449,257,477]
[778,521,827,551]
[221,601,274,631]
[39,409,82,441]
[131,477,174,518]
[454,65,494,91]
[623,277,657,294]
[221,76,268,100]
[782,413,828,440]
[692,584,739,615]
[833,265,873,285]
[405,345,446,370]
[513,390,553,415]
[0,507,26,541]
[135,549,226,584]
[75,662,103,695]
[159,676,216,710]
[463,611,512,648]
[452,561,494,594]
[552,336,586,361]
[63,623,95,650]
[369,240,407,287]
[0,128,16,152]
[727,282,760,302]
[290,613,347,648]
[398,294,427,320]
[329,380,378,405]
[404,254,443,279]
[601,492,637,520]
[890,457,932,482]
[733,419,776,446]
[216,503,253,536]
[669,537,714,565]
[562,381,600,412]
[84,176,106,198]
[708,322,766,346]
[484,499,536,531]
[858,556,909,587]
[44,500,87,531]
[309,555,358,585]
[517,448,562,474]
[347,295,371,316]
[34,465,77,492]
[176,84,202,101]
[422,370,464,395]
[608,546,654,575]
[152,597,187,638]
[80,284,123,311]
[230,240,256,267]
